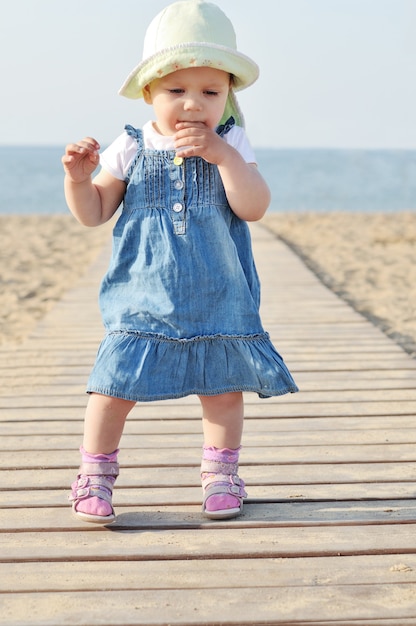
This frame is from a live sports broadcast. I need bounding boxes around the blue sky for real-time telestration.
[2,0,415,148]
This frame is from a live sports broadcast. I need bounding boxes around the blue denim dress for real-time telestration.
[87,123,298,402]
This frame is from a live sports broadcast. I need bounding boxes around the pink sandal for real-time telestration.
[69,460,119,524]
[201,456,247,520]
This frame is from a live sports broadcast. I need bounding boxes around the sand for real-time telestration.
[1,211,415,357]
[0,214,113,345]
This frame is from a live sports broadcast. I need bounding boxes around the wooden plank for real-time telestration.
[2,426,416,460]
[1,553,416,592]
[3,373,416,397]
[3,463,416,490]
[2,500,416,532]
[2,524,416,561]
[1,399,416,421]
[2,584,416,625]
[2,387,416,408]
[3,482,416,508]
[2,442,416,467]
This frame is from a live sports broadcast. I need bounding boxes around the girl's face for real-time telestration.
[143,67,230,136]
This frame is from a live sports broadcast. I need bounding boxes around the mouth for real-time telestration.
[177,119,204,125]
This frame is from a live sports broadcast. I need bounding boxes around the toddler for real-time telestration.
[62,0,298,524]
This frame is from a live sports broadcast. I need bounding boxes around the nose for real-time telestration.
[183,93,202,111]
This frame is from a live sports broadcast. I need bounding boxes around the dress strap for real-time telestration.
[216,116,236,137]
[124,124,144,144]
[124,125,144,183]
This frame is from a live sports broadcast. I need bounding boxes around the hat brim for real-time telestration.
[119,42,259,99]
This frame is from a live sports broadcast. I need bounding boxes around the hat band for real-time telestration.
[119,41,259,100]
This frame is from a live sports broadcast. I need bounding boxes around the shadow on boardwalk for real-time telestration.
[1,222,416,625]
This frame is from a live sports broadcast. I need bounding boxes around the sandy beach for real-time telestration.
[1,211,415,357]
[0,215,113,345]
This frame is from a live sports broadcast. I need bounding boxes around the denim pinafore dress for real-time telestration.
[87,123,298,402]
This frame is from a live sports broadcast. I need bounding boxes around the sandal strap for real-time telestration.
[69,482,113,506]
[69,461,119,506]
[202,474,247,503]
[201,458,246,500]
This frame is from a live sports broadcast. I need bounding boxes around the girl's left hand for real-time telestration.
[174,122,229,165]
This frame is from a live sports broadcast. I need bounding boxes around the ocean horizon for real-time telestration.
[1,145,416,215]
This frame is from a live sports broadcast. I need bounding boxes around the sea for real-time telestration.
[1,145,416,214]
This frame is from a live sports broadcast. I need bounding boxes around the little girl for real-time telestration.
[62,0,298,524]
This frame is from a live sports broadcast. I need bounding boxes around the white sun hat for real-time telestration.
[118,0,259,127]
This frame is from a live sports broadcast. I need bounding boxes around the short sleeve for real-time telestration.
[100,132,138,180]
[223,126,256,164]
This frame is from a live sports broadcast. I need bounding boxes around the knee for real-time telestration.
[199,391,243,414]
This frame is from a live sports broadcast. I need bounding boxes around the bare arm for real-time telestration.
[62,137,126,227]
[174,122,271,221]
[216,151,270,222]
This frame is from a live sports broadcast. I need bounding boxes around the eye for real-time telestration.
[205,90,219,96]
[168,89,184,94]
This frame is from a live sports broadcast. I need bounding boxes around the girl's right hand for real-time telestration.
[61,137,101,183]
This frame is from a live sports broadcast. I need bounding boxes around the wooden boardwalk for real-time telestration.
[1,221,416,625]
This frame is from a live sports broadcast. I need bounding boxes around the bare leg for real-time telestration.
[198,392,246,519]
[83,393,136,454]
[199,391,244,449]
[70,393,136,523]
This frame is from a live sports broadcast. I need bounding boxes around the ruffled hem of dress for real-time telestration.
[86,331,299,402]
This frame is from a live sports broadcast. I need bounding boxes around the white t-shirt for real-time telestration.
[100,120,256,181]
